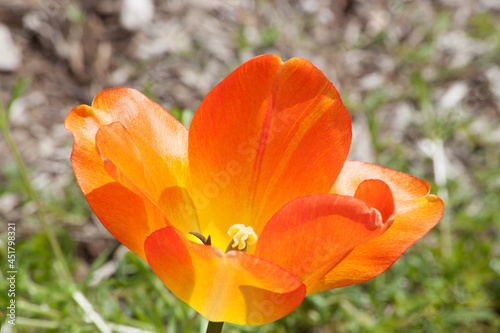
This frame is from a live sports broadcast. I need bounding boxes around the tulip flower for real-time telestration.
[66,55,443,329]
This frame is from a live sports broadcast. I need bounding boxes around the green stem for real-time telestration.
[206,321,224,333]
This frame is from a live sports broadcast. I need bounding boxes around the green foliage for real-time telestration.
[235,24,281,52]
[468,13,498,40]
[65,3,86,26]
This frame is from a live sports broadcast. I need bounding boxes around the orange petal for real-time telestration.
[86,183,165,260]
[65,103,114,195]
[332,161,430,200]
[188,55,352,249]
[65,88,191,257]
[95,122,199,234]
[144,227,306,325]
[308,161,444,293]
[354,179,395,228]
[254,193,386,294]
[66,87,189,195]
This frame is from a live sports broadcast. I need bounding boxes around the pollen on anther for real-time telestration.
[228,224,258,250]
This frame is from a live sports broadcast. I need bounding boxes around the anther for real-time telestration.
[226,224,257,252]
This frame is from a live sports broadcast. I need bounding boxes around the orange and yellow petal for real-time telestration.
[307,161,444,293]
[189,55,351,249]
[65,103,114,195]
[95,122,199,234]
[144,227,306,325]
[254,193,390,294]
[90,88,189,178]
[65,88,193,257]
[66,88,189,195]
[331,161,430,200]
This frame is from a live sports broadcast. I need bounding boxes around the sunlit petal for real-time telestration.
[145,227,306,325]
[307,161,444,292]
[189,55,351,249]
[255,193,387,294]
[65,88,192,257]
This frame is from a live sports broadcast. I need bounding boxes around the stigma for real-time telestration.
[227,224,258,251]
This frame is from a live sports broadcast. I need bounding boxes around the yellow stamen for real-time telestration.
[227,224,258,251]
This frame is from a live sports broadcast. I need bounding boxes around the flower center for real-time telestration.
[227,224,258,251]
[189,224,258,253]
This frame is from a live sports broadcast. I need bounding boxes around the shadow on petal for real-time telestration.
[87,182,167,260]
[158,186,200,234]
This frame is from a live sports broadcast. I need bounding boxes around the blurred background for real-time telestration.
[0,0,499,332]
